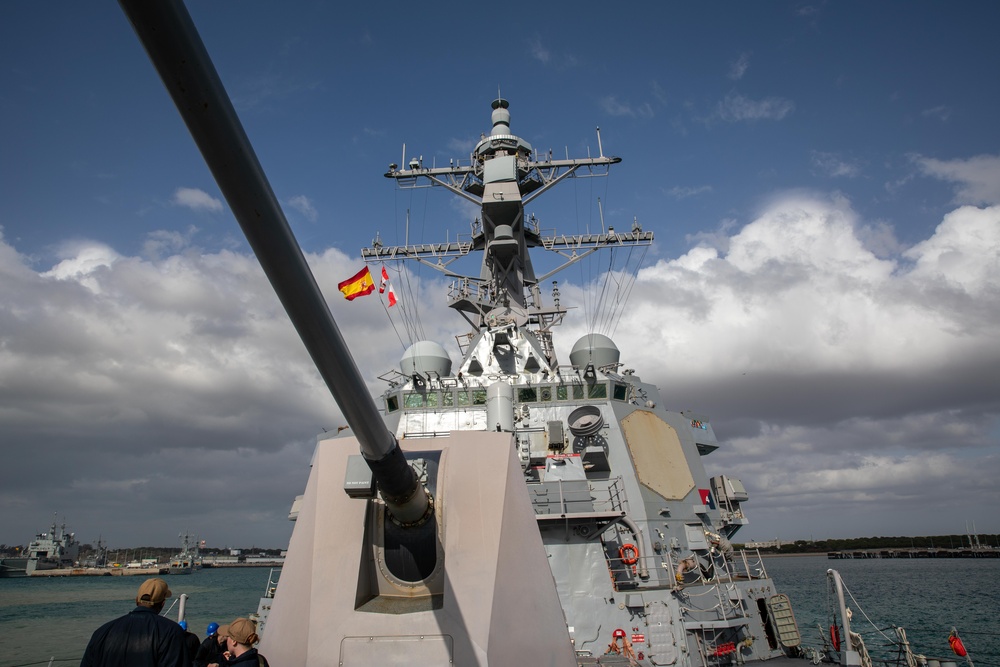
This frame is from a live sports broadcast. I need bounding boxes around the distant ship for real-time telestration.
[0,515,80,578]
[167,531,201,575]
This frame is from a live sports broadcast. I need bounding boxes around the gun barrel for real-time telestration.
[118,0,428,522]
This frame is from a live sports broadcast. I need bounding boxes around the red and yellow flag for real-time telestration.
[338,267,375,300]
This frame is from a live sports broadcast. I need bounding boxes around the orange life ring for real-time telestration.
[619,543,638,565]
[949,636,967,657]
[830,625,841,652]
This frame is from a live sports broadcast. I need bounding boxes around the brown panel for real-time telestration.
[621,411,695,500]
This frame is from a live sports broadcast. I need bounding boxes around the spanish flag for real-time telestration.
[338,267,375,300]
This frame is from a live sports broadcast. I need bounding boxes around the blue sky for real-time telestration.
[1,1,998,548]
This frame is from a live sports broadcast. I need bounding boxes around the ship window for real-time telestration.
[457,390,470,406]
[386,395,400,412]
[540,386,553,402]
[613,383,627,401]
[404,392,425,408]
[442,390,454,407]
[425,392,439,408]
[518,387,538,402]
[472,389,487,405]
[556,386,568,400]
[572,385,585,400]
[588,383,608,399]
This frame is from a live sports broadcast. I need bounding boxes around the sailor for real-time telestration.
[221,618,269,667]
[178,620,202,663]
[80,577,189,667]
[194,622,226,667]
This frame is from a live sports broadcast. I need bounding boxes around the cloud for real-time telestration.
[172,187,224,213]
[2,194,998,545]
[526,36,578,69]
[729,52,751,80]
[287,195,318,222]
[557,193,1000,538]
[0,229,457,546]
[528,36,550,64]
[650,81,669,107]
[921,105,952,122]
[716,91,794,122]
[665,185,713,199]
[811,151,862,178]
[914,153,1000,206]
[600,96,654,119]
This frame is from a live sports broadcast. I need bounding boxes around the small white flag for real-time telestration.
[380,266,398,307]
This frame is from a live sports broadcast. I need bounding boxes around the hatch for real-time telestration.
[767,594,801,648]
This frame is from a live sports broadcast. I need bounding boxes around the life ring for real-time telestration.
[619,543,638,565]
[949,636,967,657]
[830,625,841,652]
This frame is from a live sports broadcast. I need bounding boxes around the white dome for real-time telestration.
[400,340,452,378]
[569,333,620,370]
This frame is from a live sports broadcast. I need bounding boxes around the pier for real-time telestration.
[828,548,999,559]
[28,566,167,577]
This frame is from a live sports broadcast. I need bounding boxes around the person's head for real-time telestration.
[135,578,171,612]
[225,618,259,656]
[206,622,220,637]
[216,624,230,646]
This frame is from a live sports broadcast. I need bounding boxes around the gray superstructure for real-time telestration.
[348,99,802,666]
[118,2,805,664]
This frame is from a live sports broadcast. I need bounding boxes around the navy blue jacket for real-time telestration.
[226,648,269,667]
[194,634,226,667]
[80,605,189,667]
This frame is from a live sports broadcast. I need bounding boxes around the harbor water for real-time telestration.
[763,555,1000,667]
[0,567,269,667]
[0,556,997,667]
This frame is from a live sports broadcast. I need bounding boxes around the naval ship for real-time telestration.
[0,516,80,578]
[119,2,979,666]
[167,532,202,575]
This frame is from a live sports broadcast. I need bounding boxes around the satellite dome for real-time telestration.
[400,340,452,378]
[569,333,620,370]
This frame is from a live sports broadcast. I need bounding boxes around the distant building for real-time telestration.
[744,539,783,549]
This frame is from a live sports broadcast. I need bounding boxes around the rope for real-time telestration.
[841,578,896,643]
[850,631,874,667]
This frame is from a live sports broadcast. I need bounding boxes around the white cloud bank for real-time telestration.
[560,193,1000,539]
[1,192,998,545]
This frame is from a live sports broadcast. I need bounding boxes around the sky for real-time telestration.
[1,1,998,550]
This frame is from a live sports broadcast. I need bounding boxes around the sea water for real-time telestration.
[0,557,997,667]
[764,555,1000,667]
[0,567,268,667]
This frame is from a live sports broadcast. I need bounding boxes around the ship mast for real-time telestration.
[372,100,653,351]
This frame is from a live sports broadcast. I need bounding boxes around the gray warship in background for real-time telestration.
[120,2,805,665]
[0,516,80,578]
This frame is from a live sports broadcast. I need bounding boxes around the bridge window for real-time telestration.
[386,395,400,413]
[587,383,608,399]
[518,387,538,402]
[556,386,569,401]
[613,383,627,401]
